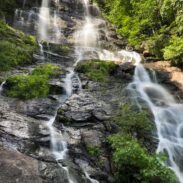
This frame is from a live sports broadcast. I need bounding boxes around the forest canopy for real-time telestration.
[95,0,183,66]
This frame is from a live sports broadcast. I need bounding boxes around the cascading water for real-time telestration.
[74,0,98,49]
[0,81,5,95]
[53,10,61,43]
[38,0,50,41]
[128,53,183,182]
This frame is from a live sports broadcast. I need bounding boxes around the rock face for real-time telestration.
[145,61,183,99]
[0,146,42,183]
[56,92,111,126]
[53,61,134,183]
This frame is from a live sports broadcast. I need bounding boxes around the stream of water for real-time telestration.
[128,53,183,183]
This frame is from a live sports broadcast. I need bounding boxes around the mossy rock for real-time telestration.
[42,42,71,56]
[56,109,71,125]
[0,21,38,71]
[4,64,61,100]
[75,60,118,82]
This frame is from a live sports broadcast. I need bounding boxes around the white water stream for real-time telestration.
[0,81,5,95]
[127,53,183,183]
[38,0,50,41]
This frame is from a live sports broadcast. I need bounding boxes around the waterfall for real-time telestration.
[38,0,50,41]
[0,81,5,95]
[128,53,183,183]
[74,0,98,49]
[23,0,27,8]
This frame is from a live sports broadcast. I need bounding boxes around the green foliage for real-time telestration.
[57,109,71,125]
[75,60,117,82]
[6,75,49,99]
[0,0,18,17]
[52,44,70,55]
[114,104,154,143]
[163,36,183,67]
[108,134,177,183]
[5,64,60,99]
[0,21,37,71]
[32,64,61,77]
[95,0,183,65]
[86,145,101,159]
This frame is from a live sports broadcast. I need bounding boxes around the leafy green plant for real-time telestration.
[114,104,154,143]
[5,75,49,99]
[163,36,183,67]
[76,60,117,82]
[0,21,37,71]
[108,134,177,183]
[95,0,183,66]
[5,64,60,99]
[86,145,101,159]
[32,64,61,77]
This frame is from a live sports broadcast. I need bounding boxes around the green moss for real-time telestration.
[5,64,60,99]
[46,43,71,56]
[86,145,101,159]
[57,109,71,125]
[0,21,38,71]
[108,134,177,183]
[76,60,117,82]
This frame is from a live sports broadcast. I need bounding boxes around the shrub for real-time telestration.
[108,134,177,183]
[86,145,101,159]
[114,104,154,144]
[75,60,117,82]
[163,36,183,67]
[5,75,49,99]
[0,21,37,71]
[5,64,60,99]
[32,64,61,77]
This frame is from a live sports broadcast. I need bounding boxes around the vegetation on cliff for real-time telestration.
[5,64,61,99]
[75,60,117,82]
[0,21,37,71]
[95,0,183,66]
[0,0,18,18]
[109,104,177,183]
[109,134,177,183]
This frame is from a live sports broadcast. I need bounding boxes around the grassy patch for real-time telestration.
[5,64,61,99]
[0,21,38,71]
[75,60,117,82]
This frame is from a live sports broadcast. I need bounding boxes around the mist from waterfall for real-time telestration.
[128,53,183,183]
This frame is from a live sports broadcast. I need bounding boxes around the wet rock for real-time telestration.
[39,160,87,183]
[55,92,111,127]
[11,98,59,119]
[81,126,105,147]
[49,79,65,95]
[0,146,42,183]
